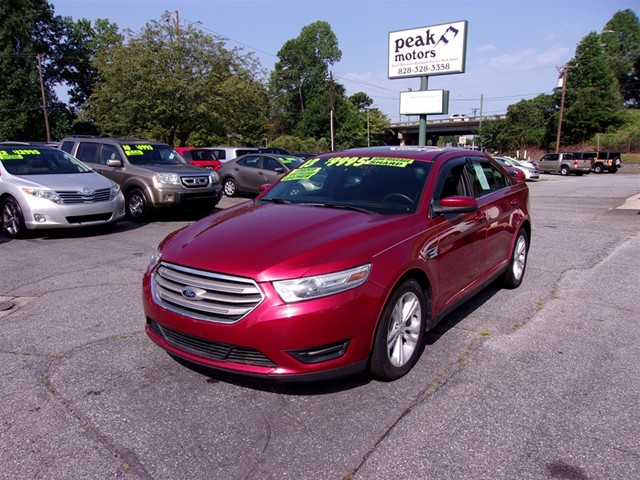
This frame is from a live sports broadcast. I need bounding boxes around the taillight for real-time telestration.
[573,160,579,167]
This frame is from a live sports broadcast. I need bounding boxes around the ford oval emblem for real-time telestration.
[181,286,205,300]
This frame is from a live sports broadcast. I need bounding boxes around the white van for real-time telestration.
[209,147,260,163]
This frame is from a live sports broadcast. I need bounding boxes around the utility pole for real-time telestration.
[329,71,335,151]
[36,54,51,142]
[555,65,572,153]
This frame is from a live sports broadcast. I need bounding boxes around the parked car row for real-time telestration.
[537,151,622,175]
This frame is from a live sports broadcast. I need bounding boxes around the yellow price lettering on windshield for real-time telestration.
[300,159,320,168]
[325,156,413,168]
[282,167,321,181]
[124,150,143,156]
[0,151,24,160]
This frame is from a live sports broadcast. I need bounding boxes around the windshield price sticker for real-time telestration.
[282,167,321,181]
[279,157,300,165]
[0,149,41,160]
[123,144,153,156]
[325,157,414,168]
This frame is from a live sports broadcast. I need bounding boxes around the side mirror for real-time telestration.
[432,196,478,215]
[106,159,123,168]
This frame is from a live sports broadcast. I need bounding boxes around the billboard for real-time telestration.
[388,21,468,79]
[399,90,449,115]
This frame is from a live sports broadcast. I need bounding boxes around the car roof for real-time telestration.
[322,145,474,162]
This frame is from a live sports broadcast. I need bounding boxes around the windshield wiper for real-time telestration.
[304,202,373,214]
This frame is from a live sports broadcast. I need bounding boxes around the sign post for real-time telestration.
[389,21,468,146]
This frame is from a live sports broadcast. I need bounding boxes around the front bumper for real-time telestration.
[142,271,384,380]
[20,193,125,230]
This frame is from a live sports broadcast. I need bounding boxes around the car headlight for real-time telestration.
[147,248,161,273]
[153,173,180,185]
[273,264,371,303]
[22,188,61,204]
[110,184,121,200]
[210,171,220,184]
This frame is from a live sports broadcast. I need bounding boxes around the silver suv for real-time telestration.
[60,137,222,220]
[537,152,591,176]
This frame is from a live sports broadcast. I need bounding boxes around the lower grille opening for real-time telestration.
[148,318,276,368]
[66,213,113,224]
[287,339,351,364]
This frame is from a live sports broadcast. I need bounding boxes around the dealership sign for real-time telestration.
[388,21,468,79]
[400,90,449,115]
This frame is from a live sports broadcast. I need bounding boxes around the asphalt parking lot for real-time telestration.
[1,170,639,480]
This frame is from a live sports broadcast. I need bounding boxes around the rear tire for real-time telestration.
[560,165,570,176]
[594,164,604,174]
[370,279,426,380]
[503,228,528,289]
[1,196,27,239]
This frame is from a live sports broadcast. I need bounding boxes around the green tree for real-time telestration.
[500,94,556,151]
[0,0,73,140]
[269,21,341,135]
[561,32,623,144]
[602,9,640,108]
[87,13,266,145]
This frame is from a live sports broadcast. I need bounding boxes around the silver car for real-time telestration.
[1,145,125,239]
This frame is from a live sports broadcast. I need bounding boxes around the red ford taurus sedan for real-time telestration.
[143,146,531,381]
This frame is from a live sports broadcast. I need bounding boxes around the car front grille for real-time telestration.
[149,319,276,368]
[180,175,211,188]
[57,187,113,204]
[152,262,264,324]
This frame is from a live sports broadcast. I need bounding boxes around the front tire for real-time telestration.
[223,178,237,197]
[503,228,528,289]
[126,188,151,221]
[370,279,426,380]
[1,197,27,239]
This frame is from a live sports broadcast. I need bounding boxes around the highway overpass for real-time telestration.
[390,115,506,145]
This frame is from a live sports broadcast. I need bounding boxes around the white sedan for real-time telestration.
[493,156,540,181]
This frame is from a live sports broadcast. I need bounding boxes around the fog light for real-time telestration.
[162,194,174,202]
[34,214,46,223]
[287,339,351,364]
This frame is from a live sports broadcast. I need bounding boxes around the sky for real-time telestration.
[50,0,635,124]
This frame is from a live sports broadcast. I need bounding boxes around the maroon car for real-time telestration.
[143,146,531,381]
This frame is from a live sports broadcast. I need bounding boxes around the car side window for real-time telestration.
[60,141,74,153]
[99,144,123,165]
[75,142,100,163]
[467,158,509,197]
[262,157,282,172]
[434,158,468,200]
[239,155,260,168]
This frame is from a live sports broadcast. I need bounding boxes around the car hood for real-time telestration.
[138,164,208,174]
[159,202,417,282]
[8,172,115,190]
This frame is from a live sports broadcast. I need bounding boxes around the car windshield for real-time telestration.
[189,150,217,161]
[274,156,305,169]
[122,144,186,166]
[0,147,92,175]
[261,155,431,215]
